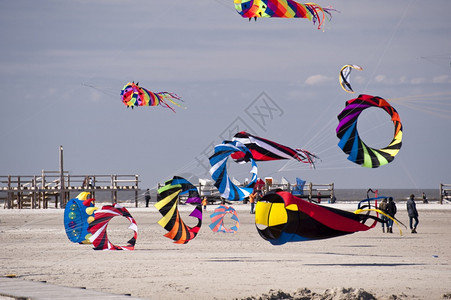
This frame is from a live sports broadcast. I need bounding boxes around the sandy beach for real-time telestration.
[1,202,450,300]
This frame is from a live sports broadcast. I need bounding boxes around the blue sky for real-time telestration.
[1,0,450,190]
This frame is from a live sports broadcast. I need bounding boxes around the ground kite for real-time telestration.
[156,176,202,244]
[209,205,240,233]
[120,82,184,112]
[234,0,335,29]
[209,140,258,201]
[255,191,389,245]
[87,204,138,250]
[64,192,97,244]
[336,94,403,168]
[339,64,363,93]
[231,131,319,168]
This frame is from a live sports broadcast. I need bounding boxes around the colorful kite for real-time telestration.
[339,64,363,93]
[209,140,258,201]
[209,205,240,233]
[64,192,97,244]
[234,0,335,29]
[231,131,319,168]
[336,94,403,168]
[255,191,387,245]
[87,204,138,250]
[156,176,202,244]
[120,82,184,112]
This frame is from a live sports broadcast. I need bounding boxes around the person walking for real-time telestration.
[386,197,397,233]
[378,198,389,233]
[407,194,419,233]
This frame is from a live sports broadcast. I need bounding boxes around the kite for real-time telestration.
[255,191,389,245]
[339,64,363,93]
[120,82,184,112]
[64,192,97,244]
[155,176,202,244]
[231,131,319,168]
[87,204,137,250]
[209,205,240,233]
[209,140,258,201]
[234,0,335,29]
[336,94,403,168]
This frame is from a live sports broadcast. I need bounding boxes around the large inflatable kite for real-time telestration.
[120,82,184,112]
[209,205,240,233]
[336,94,403,168]
[231,131,318,168]
[64,192,97,244]
[339,64,363,93]
[88,204,138,250]
[209,140,258,201]
[156,176,203,244]
[234,0,335,29]
[255,191,387,245]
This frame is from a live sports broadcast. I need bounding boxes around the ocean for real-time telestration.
[0,188,441,208]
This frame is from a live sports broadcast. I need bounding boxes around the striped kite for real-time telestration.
[231,131,319,168]
[255,191,395,245]
[339,64,363,93]
[209,205,240,233]
[88,204,138,250]
[234,0,335,29]
[336,94,403,168]
[209,140,258,201]
[156,176,202,244]
[120,82,184,113]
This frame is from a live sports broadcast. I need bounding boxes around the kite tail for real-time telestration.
[354,208,407,235]
[295,149,320,169]
[157,92,186,113]
[305,3,337,30]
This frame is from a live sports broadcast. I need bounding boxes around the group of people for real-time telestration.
[378,194,419,234]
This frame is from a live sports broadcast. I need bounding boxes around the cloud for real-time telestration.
[304,74,333,86]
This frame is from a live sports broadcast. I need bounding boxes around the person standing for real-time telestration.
[386,197,397,233]
[249,191,256,214]
[407,194,419,233]
[202,197,207,211]
[378,198,389,233]
[145,189,151,207]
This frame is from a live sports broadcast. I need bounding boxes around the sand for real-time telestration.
[1,202,450,300]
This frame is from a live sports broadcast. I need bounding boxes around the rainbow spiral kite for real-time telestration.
[336,94,403,168]
[156,176,202,244]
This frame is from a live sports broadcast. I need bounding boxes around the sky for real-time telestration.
[1,0,450,191]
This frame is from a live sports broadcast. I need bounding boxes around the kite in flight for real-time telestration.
[64,192,97,244]
[255,191,391,245]
[156,176,203,244]
[231,131,319,168]
[336,94,403,168]
[87,204,138,250]
[234,0,335,29]
[120,82,184,112]
[209,205,240,233]
[209,140,258,201]
[339,64,363,93]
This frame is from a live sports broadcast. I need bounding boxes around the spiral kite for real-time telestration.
[87,204,138,250]
[336,94,403,168]
[156,176,202,244]
[209,140,258,201]
[209,205,240,233]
